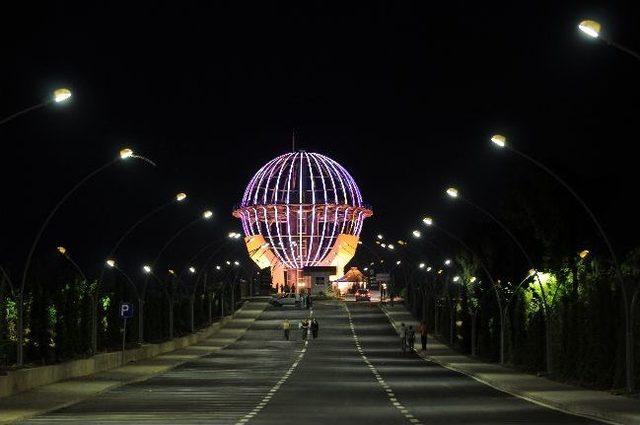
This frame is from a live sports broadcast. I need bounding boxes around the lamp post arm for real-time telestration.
[0,102,47,127]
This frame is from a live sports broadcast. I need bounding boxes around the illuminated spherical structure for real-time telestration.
[233,151,372,287]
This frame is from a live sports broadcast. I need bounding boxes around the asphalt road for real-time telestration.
[21,300,601,424]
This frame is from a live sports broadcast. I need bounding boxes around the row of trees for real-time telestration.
[0,262,251,367]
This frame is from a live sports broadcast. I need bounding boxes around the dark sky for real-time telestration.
[2,1,638,279]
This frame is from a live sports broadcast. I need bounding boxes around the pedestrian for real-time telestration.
[311,318,319,339]
[407,326,416,352]
[283,318,291,341]
[301,319,309,340]
[307,294,313,309]
[399,322,406,352]
[417,321,428,351]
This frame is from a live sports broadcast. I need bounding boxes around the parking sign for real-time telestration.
[119,302,134,319]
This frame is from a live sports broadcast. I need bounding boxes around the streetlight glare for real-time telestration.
[176,192,187,202]
[444,259,452,266]
[56,246,67,255]
[388,244,395,250]
[422,216,434,226]
[168,269,176,275]
[446,187,459,198]
[453,275,460,282]
[53,88,72,103]
[381,243,387,248]
[215,265,221,270]
[579,249,590,259]
[427,266,432,272]
[490,134,507,148]
[412,230,421,238]
[396,260,401,265]
[106,259,116,268]
[234,261,240,266]
[143,264,152,274]
[470,276,477,283]
[377,234,383,240]
[119,148,134,160]
[419,262,425,269]
[578,20,601,38]
[188,266,196,274]
[203,210,213,219]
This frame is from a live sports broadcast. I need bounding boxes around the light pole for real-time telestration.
[445,187,552,373]
[138,209,214,343]
[16,148,153,366]
[490,134,632,387]
[422,215,507,364]
[56,246,87,282]
[0,88,72,127]
[578,20,640,61]
[91,193,188,353]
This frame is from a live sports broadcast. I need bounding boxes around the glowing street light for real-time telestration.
[234,261,240,266]
[188,266,196,274]
[453,275,460,282]
[426,267,432,272]
[579,249,590,259]
[444,259,452,266]
[53,88,72,103]
[470,276,477,283]
[215,265,221,270]
[446,187,459,198]
[381,243,387,248]
[377,234,384,240]
[422,216,434,226]
[388,244,395,250]
[419,262,425,269]
[176,192,187,202]
[143,264,152,274]
[412,230,421,238]
[106,259,116,268]
[119,148,134,159]
[203,210,213,219]
[56,246,67,255]
[168,269,176,275]
[578,20,601,38]
[396,260,401,265]
[490,134,507,148]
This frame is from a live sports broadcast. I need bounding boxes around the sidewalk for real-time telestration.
[0,298,269,424]
[380,302,640,425]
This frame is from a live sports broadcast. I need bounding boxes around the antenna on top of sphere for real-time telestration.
[292,129,296,152]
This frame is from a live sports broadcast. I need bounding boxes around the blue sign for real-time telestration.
[119,302,134,319]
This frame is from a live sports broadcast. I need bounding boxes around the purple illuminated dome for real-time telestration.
[233,151,372,285]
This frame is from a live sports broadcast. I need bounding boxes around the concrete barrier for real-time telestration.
[0,316,231,399]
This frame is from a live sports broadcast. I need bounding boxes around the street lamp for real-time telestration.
[577,19,640,61]
[143,265,152,274]
[0,88,73,127]
[377,234,384,240]
[453,275,460,282]
[412,230,421,238]
[203,210,213,219]
[56,245,87,282]
[106,259,116,268]
[446,187,459,198]
[444,259,452,266]
[16,148,154,365]
[188,266,196,274]
[578,249,590,259]
[419,263,425,269]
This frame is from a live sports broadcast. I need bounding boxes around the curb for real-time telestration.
[378,303,630,425]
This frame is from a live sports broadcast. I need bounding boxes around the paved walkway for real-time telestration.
[0,299,269,424]
[381,302,640,425]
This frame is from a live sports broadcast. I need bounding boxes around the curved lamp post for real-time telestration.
[578,20,640,61]
[16,148,154,366]
[0,88,72,127]
[422,215,507,364]
[137,210,214,343]
[91,192,188,353]
[490,134,633,389]
[445,186,553,373]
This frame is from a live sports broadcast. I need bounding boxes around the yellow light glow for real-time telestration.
[412,230,421,238]
[106,259,116,268]
[578,20,601,38]
[446,187,459,198]
[388,244,395,250]
[491,134,507,147]
[444,259,452,266]
[56,246,67,255]
[437,269,443,274]
[377,234,383,240]
[119,148,134,159]
[168,269,175,275]
[579,249,590,259]
[188,266,196,273]
[143,265,152,273]
[176,192,187,202]
[203,210,213,219]
[422,216,434,226]
[470,276,477,283]
[419,263,425,269]
[53,88,72,103]
[381,243,387,248]
[528,268,537,276]
[453,275,460,282]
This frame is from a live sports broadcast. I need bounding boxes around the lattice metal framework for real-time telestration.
[233,151,372,270]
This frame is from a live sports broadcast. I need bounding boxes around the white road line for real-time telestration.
[344,304,423,425]
[236,339,309,425]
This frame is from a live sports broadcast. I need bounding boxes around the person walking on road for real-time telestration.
[300,319,309,340]
[406,325,416,352]
[283,318,291,340]
[400,322,407,352]
[311,318,319,339]
[417,321,428,351]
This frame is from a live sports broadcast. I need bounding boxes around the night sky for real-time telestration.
[2,2,639,279]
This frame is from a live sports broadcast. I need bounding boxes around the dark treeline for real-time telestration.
[0,260,253,366]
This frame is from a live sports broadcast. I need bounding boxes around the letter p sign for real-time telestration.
[119,302,134,319]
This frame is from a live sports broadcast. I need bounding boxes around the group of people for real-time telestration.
[400,321,428,353]
[282,318,319,340]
